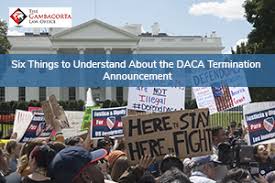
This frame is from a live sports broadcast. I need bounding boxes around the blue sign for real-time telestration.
[91,107,127,139]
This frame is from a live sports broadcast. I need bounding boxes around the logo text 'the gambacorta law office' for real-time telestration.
[9,7,72,28]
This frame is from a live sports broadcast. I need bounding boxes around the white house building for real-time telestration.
[3,19,224,102]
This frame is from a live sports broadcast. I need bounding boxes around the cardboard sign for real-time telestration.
[127,87,185,113]
[62,111,85,139]
[13,110,33,142]
[42,95,70,130]
[193,87,251,114]
[91,107,127,139]
[244,102,275,145]
[20,111,53,142]
[123,109,212,164]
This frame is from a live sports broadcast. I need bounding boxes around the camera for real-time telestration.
[218,138,259,176]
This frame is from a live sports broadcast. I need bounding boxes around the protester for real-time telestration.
[106,150,129,181]
[158,167,192,183]
[211,126,227,155]
[64,136,84,146]
[254,144,275,176]
[189,155,218,183]
[0,149,8,176]
[49,146,109,183]
[4,140,20,173]
[118,155,155,183]
[97,138,113,154]
[159,155,184,174]
[22,145,56,183]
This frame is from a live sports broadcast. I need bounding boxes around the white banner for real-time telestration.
[127,87,185,113]
[9,7,72,28]
[193,87,251,114]
[13,110,33,141]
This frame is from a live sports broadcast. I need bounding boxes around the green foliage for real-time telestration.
[244,0,275,53]
[232,1,275,101]
[0,20,11,54]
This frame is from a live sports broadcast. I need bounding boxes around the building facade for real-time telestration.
[4,19,224,102]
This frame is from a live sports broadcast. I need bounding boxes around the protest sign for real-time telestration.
[42,95,70,130]
[127,87,185,113]
[244,102,275,145]
[13,110,33,141]
[81,106,101,130]
[123,109,212,164]
[62,111,85,139]
[193,87,251,114]
[20,111,53,143]
[28,107,42,112]
[91,107,127,139]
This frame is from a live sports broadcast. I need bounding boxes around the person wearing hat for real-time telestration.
[189,155,219,183]
[49,146,113,183]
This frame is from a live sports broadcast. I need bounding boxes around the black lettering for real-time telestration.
[179,113,189,130]
[188,130,201,153]
[152,118,164,132]
[173,131,189,156]
[128,142,141,161]
[148,139,165,156]
[142,119,154,134]
[196,113,206,128]
[129,119,142,136]
[200,129,209,152]
[190,112,196,128]
[162,116,172,130]
[203,111,210,126]
[139,140,148,157]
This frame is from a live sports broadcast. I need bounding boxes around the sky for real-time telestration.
[0,0,252,53]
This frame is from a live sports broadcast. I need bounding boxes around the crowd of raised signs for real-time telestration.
[0,121,275,183]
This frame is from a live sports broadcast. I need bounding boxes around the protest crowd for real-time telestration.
[0,120,275,183]
[0,89,275,183]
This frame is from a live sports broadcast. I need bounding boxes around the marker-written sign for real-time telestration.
[127,87,185,113]
[123,109,212,164]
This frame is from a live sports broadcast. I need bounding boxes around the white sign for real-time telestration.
[127,87,185,113]
[9,7,72,28]
[13,110,33,141]
[62,111,84,139]
[193,87,251,114]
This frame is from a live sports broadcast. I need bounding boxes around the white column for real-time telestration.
[5,87,18,102]
[78,48,86,101]
[26,87,39,101]
[50,48,62,101]
[47,87,61,100]
[104,48,113,100]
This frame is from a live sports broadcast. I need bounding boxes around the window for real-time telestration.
[39,87,47,101]
[116,87,123,102]
[0,87,5,102]
[69,87,76,100]
[19,87,26,101]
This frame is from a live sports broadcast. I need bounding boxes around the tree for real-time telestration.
[232,1,275,102]
[0,20,11,54]
[244,0,275,53]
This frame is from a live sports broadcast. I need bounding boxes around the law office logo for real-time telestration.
[10,8,27,25]
[9,7,72,28]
